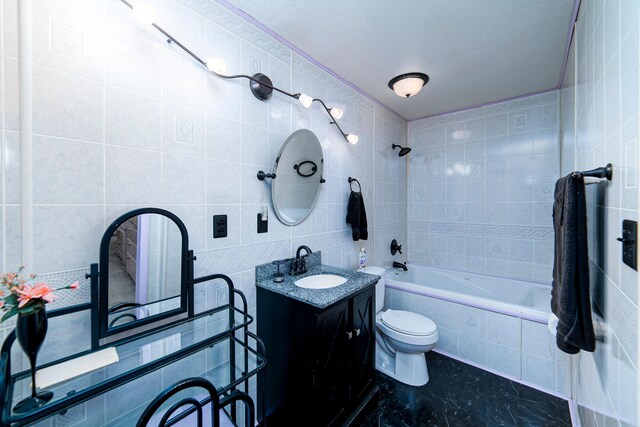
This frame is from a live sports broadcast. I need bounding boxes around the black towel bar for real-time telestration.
[348,177,361,192]
[571,163,613,181]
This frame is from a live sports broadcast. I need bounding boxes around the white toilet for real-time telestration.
[364,266,438,386]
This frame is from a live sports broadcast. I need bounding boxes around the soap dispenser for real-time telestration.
[358,247,367,271]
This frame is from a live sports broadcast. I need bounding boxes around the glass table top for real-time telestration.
[6,307,263,423]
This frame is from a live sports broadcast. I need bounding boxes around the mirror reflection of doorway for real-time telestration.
[107,214,173,309]
[108,217,137,306]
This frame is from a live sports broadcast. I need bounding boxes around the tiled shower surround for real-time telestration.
[0,0,408,425]
[407,91,560,283]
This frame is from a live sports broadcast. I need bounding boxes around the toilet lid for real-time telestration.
[381,310,437,336]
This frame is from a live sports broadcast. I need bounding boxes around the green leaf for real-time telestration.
[1,307,18,322]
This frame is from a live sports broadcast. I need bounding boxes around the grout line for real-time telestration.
[1,0,6,271]
[408,88,560,123]
[19,0,34,268]
[159,0,165,209]
[102,0,106,230]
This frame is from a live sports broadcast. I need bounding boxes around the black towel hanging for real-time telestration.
[346,177,367,241]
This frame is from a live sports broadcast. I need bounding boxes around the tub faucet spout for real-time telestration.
[393,261,408,271]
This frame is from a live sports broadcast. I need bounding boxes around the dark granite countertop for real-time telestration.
[255,252,380,309]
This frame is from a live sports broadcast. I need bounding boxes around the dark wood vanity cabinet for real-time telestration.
[257,284,376,426]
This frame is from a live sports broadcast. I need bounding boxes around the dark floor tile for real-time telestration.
[356,352,571,427]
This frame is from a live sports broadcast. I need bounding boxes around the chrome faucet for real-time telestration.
[291,245,313,275]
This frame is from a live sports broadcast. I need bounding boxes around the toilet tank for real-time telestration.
[363,266,386,313]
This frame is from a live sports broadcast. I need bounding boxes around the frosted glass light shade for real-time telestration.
[132,3,156,25]
[329,108,344,119]
[346,134,359,144]
[298,93,313,108]
[388,73,429,98]
[206,57,227,74]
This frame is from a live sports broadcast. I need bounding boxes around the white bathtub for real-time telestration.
[382,263,570,397]
[385,263,552,323]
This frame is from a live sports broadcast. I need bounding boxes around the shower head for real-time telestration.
[392,144,412,157]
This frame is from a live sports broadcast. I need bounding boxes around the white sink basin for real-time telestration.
[294,274,347,289]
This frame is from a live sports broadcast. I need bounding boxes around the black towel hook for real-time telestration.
[348,177,361,192]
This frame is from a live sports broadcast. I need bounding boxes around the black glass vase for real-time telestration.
[13,307,54,414]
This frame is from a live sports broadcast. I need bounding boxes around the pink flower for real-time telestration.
[69,282,79,290]
[17,282,57,308]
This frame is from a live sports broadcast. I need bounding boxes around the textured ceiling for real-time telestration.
[220,0,575,120]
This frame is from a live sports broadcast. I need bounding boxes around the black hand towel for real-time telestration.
[346,190,368,241]
[551,174,595,354]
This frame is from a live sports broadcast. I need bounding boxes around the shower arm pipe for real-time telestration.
[119,0,351,143]
[312,98,349,140]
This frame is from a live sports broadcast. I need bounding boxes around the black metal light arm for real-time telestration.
[118,0,354,144]
[312,98,350,142]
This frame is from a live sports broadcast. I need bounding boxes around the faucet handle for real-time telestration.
[390,239,403,256]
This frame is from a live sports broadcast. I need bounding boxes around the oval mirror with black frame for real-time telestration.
[97,208,190,339]
[271,129,324,225]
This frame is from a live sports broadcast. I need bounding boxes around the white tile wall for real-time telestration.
[1,1,408,424]
[408,92,560,283]
[564,0,640,426]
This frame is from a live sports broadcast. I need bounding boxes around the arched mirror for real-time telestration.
[96,208,189,339]
[271,129,324,225]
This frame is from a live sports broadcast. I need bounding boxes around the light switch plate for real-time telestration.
[257,213,268,233]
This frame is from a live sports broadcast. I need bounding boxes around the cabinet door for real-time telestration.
[313,300,350,426]
[350,288,375,402]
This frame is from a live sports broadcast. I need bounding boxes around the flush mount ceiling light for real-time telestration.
[118,0,357,144]
[388,72,430,98]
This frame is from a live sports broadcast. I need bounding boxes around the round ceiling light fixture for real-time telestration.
[388,72,430,98]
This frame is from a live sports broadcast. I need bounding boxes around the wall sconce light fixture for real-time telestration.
[388,72,429,98]
[120,0,358,144]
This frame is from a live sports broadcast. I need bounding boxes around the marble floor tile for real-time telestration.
[356,352,571,427]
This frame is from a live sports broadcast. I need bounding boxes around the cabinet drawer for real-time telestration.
[126,239,137,261]
[126,227,137,245]
[125,253,137,280]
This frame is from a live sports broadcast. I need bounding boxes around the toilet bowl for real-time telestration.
[364,266,438,387]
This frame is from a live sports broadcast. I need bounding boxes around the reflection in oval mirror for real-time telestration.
[99,209,188,337]
[271,129,324,225]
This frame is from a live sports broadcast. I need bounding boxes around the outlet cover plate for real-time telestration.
[214,215,227,238]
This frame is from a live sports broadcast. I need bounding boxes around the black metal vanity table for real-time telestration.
[0,303,264,426]
[0,208,266,426]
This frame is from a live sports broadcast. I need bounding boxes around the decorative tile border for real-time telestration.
[175,0,292,63]
[410,91,559,130]
[292,53,374,113]
[194,240,290,277]
[40,267,92,309]
[430,222,554,240]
